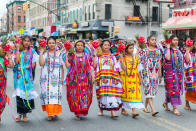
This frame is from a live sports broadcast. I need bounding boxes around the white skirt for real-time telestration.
[122,102,144,109]
[98,96,122,111]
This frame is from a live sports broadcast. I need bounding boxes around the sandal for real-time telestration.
[16,115,21,122]
[111,111,118,118]
[152,111,159,117]
[23,117,29,122]
[121,109,129,116]
[132,113,139,118]
[47,116,53,121]
[143,108,150,113]
[98,111,103,116]
[75,116,81,121]
[173,109,181,116]
[163,103,170,111]
[184,105,191,111]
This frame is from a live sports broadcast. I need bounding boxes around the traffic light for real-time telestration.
[112,26,120,34]
[23,2,29,11]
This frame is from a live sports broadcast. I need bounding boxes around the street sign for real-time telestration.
[56,21,61,26]
[19,28,24,34]
[60,13,65,16]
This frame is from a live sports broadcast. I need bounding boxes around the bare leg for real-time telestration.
[75,116,81,120]
[16,114,21,122]
[111,111,118,118]
[163,102,170,111]
[132,108,139,118]
[149,98,159,116]
[143,98,150,113]
[184,100,191,111]
[173,106,180,116]
[23,114,28,122]
[98,109,103,116]
[121,108,128,116]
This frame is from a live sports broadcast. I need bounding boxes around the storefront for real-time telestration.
[77,20,112,40]
[163,6,196,41]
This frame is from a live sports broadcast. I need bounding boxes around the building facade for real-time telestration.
[163,0,196,41]
[7,0,26,33]
[61,0,172,40]
[0,13,7,34]
[26,0,49,30]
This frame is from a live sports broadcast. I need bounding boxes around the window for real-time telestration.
[88,5,91,20]
[105,4,112,20]
[169,8,172,18]
[134,5,140,17]
[80,8,82,21]
[152,7,158,22]
[18,7,21,13]
[73,10,75,21]
[24,16,26,23]
[76,9,78,21]
[192,0,196,3]
[18,16,21,23]
[93,4,95,19]
[85,7,87,21]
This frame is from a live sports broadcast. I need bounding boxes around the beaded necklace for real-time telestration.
[47,50,56,73]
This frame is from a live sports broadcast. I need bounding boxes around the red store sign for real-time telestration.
[173,8,196,17]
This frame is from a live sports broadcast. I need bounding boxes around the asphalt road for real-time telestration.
[1,67,196,131]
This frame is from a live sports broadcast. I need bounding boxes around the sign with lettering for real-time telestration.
[154,0,175,3]
[173,8,196,17]
[126,16,141,21]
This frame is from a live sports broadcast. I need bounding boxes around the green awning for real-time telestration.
[162,16,196,30]
[36,28,44,34]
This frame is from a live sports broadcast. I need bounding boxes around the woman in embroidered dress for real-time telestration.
[184,41,196,110]
[65,40,93,120]
[94,39,123,118]
[39,37,64,121]
[0,47,14,122]
[119,43,144,118]
[14,35,38,122]
[163,35,184,116]
[141,36,162,116]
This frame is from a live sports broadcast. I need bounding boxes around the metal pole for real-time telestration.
[57,0,61,38]
[6,4,9,34]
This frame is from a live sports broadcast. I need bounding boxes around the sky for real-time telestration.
[0,0,9,17]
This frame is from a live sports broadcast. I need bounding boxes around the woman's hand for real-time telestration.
[119,52,123,60]
[15,43,20,51]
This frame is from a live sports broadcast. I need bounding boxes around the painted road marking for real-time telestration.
[140,114,177,131]
[139,111,192,131]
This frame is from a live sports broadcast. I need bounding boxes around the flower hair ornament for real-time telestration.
[64,41,74,54]
[135,34,146,49]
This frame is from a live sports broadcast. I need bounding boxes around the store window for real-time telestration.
[134,5,140,17]
[105,4,112,20]
[152,7,158,22]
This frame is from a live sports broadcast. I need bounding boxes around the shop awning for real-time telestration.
[67,29,77,34]
[162,16,196,30]
[77,20,110,32]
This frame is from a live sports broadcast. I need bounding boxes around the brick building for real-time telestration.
[7,0,26,33]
